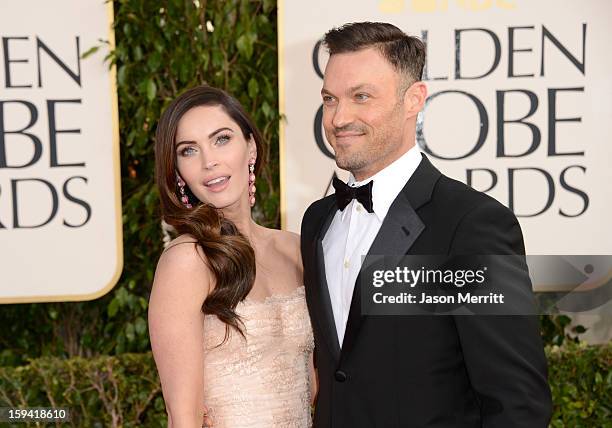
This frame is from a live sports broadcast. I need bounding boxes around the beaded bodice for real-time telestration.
[202,286,314,428]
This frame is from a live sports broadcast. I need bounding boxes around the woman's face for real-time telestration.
[175,105,256,209]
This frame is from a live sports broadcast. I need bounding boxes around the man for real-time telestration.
[301,22,552,427]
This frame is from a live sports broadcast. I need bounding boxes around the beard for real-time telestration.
[326,100,406,176]
[334,144,371,172]
[327,122,373,172]
[331,128,403,176]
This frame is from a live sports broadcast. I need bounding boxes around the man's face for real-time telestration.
[321,47,410,181]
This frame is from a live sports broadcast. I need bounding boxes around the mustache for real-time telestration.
[333,124,367,135]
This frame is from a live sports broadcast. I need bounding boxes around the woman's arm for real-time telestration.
[309,352,318,405]
[148,239,211,428]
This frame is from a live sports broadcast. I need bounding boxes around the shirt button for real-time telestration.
[356,204,362,212]
[344,260,350,269]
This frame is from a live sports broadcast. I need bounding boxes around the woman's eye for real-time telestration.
[215,134,231,145]
[179,146,196,156]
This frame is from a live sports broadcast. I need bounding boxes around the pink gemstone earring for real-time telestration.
[176,174,193,209]
[248,158,256,207]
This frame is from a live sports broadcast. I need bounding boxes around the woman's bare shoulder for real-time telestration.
[274,229,300,245]
[154,234,211,298]
[266,228,301,266]
[163,234,198,252]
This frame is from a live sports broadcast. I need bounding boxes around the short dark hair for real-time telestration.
[323,22,426,84]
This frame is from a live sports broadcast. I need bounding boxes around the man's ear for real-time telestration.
[403,81,428,119]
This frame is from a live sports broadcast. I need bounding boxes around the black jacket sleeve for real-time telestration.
[450,198,552,428]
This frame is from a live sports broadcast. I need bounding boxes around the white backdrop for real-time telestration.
[0,1,122,303]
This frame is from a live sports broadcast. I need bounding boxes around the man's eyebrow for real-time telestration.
[175,127,235,148]
[321,84,375,97]
[347,84,375,93]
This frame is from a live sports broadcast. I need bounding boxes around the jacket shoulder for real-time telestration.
[301,195,335,236]
[434,174,515,220]
[303,194,335,219]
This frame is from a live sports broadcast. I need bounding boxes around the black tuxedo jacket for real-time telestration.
[301,155,552,428]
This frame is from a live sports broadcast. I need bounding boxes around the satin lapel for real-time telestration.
[314,200,342,361]
[340,190,425,361]
[340,155,444,361]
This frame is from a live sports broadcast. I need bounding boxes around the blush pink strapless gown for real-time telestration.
[202,286,314,428]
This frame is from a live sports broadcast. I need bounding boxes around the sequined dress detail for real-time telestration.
[202,286,314,428]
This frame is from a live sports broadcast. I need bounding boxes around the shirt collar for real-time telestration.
[345,145,422,222]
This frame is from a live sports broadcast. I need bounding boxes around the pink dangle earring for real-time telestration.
[248,158,256,207]
[176,174,193,209]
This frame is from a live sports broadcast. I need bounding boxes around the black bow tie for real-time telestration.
[332,177,374,213]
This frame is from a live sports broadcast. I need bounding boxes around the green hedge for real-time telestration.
[0,353,165,427]
[0,343,609,427]
[547,343,611,426]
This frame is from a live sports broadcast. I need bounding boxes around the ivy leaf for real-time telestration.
[236,32,256,59]
[248,78,259,98]
[81,45,100,59]
[261,100,272,118]
[108,298,119,318]
[117,287,129,305]
[135,317,147,335]
[572,325,587,334]
[557,315,571,327]
[117,65,127,86]
[146,79,157,101]
[147,51,162,72]
[133,45,143,61]
[125,323,135,342]
[236,34,248,57]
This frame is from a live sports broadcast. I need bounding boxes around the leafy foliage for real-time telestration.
[0,344,609,427]
[0,353,165,427]
[0,0,280,365]
[541,314,587,347]
[547,342,612,427]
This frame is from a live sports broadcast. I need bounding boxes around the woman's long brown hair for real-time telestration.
[155,85,264,342]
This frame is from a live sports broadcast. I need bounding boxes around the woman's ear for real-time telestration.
[247,135,257,161]
[175,171,185,185]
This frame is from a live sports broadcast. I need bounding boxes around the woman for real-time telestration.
[148,85,315,427]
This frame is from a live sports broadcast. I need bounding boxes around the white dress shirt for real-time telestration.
[322,146,423,346]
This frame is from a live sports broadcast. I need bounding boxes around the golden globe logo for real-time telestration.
[0,0,122,303]
[1,36,91,229]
